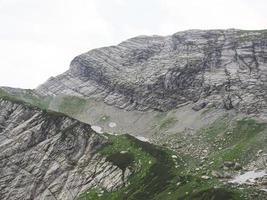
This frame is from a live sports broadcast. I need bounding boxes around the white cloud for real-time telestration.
[0,0,266,88]
[158,0,267,34]
[0,0,115,88]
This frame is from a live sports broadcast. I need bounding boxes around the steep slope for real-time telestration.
[0,97,129,200]
[0,91,266,200]
[0,87,229,140]
[77,128,267,200]
[37,29,267,115]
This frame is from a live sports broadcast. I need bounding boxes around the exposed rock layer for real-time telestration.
[0,98,126,200]
[37,29,267,113]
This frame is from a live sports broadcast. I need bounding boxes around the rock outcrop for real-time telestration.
[0,98,127,200]
[37,29,267,114]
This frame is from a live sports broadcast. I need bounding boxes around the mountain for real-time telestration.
[1,29,267,199]
[1,95,266,200]
[37,29,267,115]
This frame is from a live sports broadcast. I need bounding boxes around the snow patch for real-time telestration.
[91,125,103,134]
[107,132,118,136]
[230,170,267,184]
[109,122,117,128]
[136,136,149,142]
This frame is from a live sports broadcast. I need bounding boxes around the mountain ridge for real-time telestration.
[0,96,130,200]
[36,29,267,115]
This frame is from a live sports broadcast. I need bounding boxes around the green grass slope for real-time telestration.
[1,89,266,199]
[77,134,265,200]
[0,88,51,109]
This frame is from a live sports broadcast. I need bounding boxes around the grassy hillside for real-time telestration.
[77,134,266,200]
[0,88,51,109]
[57,96,87,115]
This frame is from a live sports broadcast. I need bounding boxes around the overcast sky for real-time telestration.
[0,0,266,88]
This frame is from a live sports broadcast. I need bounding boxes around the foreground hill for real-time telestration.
[0,88,266,200]
[0,95,131,199]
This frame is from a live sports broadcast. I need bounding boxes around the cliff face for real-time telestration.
[37,29,267,113]
[0,98,127,200]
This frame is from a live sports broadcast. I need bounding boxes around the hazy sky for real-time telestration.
[0,0,266,88]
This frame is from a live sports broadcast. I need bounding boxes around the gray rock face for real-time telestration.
[37,29,267,113]
[0,98,126,200]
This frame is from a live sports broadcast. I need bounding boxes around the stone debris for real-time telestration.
[201,175,211,180]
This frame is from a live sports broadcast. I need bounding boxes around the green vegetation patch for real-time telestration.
[199,116,267,168]
[178,187,242,200]
[212,118,266,166]
[58,96,87,115]
[98,115,111,123]
[0,88,51,109]
[106,152,134,171]
[0,88,70,120]
[238,29,267,34]
[231,118,265,142]
[0,88,24,103]
[159,117,177,130]
[0,88,40,109]
[81,188,102,200]
[153,115,177,131]
[201,114,231,142]
[20,89,51,109]
[78,134,180,200]
[153,111,179,132]
[99,134,154,174]
[77,134,249,200]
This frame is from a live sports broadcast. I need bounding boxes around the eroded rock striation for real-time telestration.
[37,29,267,114]
[0,98,127,200]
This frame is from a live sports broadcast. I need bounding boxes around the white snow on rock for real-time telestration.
[107,132,118,136]
[109,122,117,128]
[136,136,149,142]
[230,170,267,184]
[91,125,103,134]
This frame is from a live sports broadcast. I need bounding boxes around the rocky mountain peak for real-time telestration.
[37,29,267,114]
